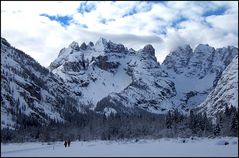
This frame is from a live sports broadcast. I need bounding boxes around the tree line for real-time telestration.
[1,105,238,143]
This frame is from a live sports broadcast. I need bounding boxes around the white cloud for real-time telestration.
[1,1,82,16]
[1,1,238,66]
[206,14,238,34]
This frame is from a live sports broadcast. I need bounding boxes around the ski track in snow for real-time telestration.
[1,144,61,154]
[1,137,238,157]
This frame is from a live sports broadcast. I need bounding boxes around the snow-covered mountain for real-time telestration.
[1,36,238,129]
[49,38,237,115]
[49,38,176,114]
[1,38,78,129]
[161,44,238,113]
[197,55,238,117]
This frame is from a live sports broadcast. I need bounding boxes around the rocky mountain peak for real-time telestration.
[178,44,192,51]
[94,37,108,51]
[194,44,215,54]
[95,37,108,46]
[88,41,94,47]
[69,41,80,51]
[80,42,87,50]
[1,37,11,47]
[171,44,193,55]
[106,40,127,53]
[161,44,193,73]
[142,44,155,56]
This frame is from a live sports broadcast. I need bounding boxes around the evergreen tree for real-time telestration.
[213,124,221,136]
[166,111,172,129]
[189,110,198,134]
[230,111,238,136]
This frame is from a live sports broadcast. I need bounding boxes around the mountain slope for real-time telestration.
[197,55,238,117]
[1,38,78,129]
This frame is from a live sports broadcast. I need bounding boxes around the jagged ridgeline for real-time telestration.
[1,37,238,142]
[48,37,238,117]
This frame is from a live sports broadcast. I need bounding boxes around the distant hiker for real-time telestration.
[67,139,71,147]
[64,140,67,147]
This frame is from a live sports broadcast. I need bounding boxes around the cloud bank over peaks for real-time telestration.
[1,1,238,66]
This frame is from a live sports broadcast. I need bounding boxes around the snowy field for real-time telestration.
[1,137,238,157]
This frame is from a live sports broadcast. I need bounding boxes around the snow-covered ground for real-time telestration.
[1,137,238,157]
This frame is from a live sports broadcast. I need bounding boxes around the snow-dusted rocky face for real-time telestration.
[198,55,238,118]
[48,37,238,117]
[48,37,175,114]
[161,44,238,114]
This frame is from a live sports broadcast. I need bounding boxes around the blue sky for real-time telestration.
[40,14,73,26]
[203,5,228,17]
[77,2,96,14]
[1,1,238,67]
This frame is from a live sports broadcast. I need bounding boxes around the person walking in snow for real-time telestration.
[64,140,67,147]
[67,139,71,147]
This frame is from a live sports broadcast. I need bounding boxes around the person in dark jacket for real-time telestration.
[67,139,71,147]
[64,140,67,147]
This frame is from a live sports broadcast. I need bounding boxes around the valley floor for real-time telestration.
[1,137,238,157]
